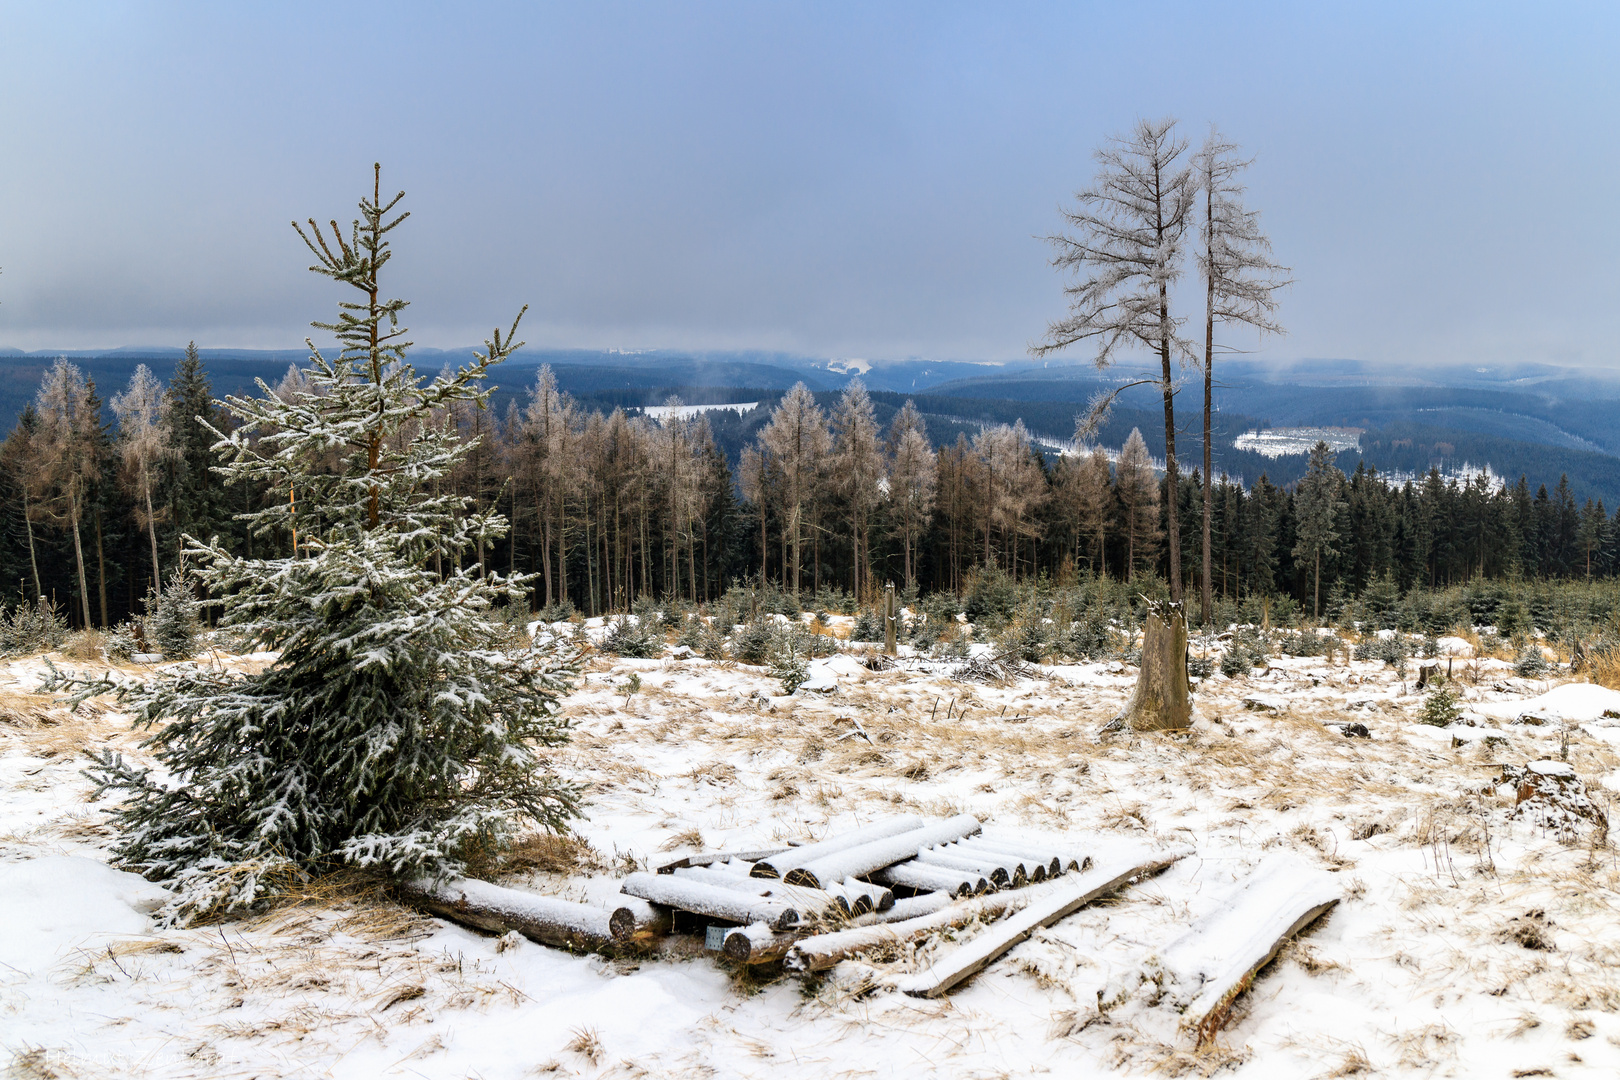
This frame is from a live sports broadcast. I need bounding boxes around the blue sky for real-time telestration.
[1,2,1616,371]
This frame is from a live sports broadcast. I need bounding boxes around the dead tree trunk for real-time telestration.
[1116,599,1191,732]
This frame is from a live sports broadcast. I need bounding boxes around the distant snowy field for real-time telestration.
[637,402,758,420]
[4,626,1620,1078]
[1233,427,1363,458]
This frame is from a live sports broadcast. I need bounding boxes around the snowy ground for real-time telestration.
[5,625,1620,1078]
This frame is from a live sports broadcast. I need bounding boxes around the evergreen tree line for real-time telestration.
[4,352,1617,629]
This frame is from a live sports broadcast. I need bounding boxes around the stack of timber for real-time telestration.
[406,816,1129,977]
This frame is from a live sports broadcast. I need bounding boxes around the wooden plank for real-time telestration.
[896,848,1190,998]
[1155,853,1341,1045]
[1185,898,1336,1046]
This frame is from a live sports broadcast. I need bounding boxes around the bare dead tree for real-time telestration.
[1034,117,1196,602]
[757,383,828,595]
[831,380,883,599]
[1194,129,1290,624]
[885,400,936,591]
[111,364,180,598]
[32,357,102,627]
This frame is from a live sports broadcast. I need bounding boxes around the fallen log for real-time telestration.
[673,866,841,914]
[752,816,926,879]
[403,876,633,951]
[897,848,1189,998]
[956,837,1067,877]
[657,847,791,874]
[620,872,801,930]
[870,861,988,897]
[786,815,983,889]
[1151,852,1339,1046]
[785,886,1031,973]
[946,841,1048,882]
[722,922,800,964]
[838,878,895,913]
[851,891,950,925]
[915,846,1020,887]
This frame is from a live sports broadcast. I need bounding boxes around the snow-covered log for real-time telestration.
[978,827,1089,874]
[956,837,1068,877]
[838,878,895,913]
[752,816,925,879]
[620,871,801,930]
[915,845,1021,887]
[870,861,988,897]
[722,922,799,964]
[897,848,1189,998]
[672,866,847,918]
[785,815,982,888]
[404,876,633,951]
[655,848,789,874]
[951,841,1048,881]
[785,888,1028,973]
[851,891,950,925]
[1150,852,1339,1045]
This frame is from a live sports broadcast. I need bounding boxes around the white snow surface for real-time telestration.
[4,644,1620,1077]
[1478,681,1620,724]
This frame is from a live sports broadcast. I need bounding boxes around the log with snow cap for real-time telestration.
[838,878,894,913]
[751,815,926,879]
[871,861,989,897]
[956,836,1069,877]
[914,845,1022,888]
[673,865,842,914]
[620,872,801,930]
[404,876,634,950]
[722,922,799,964]
[942,840,1048,882]
[978,826,1091,873]
[783,815,983,889]
[855,890,950,924]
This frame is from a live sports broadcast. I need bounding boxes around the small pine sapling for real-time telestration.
[1419,683,1463,727]
[51,168,581,924]
[149,567,200,660]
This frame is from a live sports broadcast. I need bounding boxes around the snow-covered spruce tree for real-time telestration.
[62,167,581,922]
[148,566,200,660]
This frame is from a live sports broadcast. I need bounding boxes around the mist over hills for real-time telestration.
[3,346,1618,504]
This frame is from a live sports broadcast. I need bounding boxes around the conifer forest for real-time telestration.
[3,351,1617,632]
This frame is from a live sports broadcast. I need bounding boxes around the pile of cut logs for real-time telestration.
[403,816,1339,1040]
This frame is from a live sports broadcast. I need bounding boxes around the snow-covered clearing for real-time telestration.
[5,632,1620,1078]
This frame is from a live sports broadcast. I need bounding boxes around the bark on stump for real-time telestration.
[1117,600,1192,732]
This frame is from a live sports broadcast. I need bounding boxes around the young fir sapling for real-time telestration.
[51,167,581,924]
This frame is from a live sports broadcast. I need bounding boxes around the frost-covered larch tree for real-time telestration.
[62,166,581,923]
[111,363,178,596]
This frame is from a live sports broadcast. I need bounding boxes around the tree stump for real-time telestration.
[1118,600,1191,732]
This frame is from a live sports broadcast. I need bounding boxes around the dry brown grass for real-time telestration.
[498,832,610,876]
[1588,651,1620,690]
[565,1026,605,1065]
[58,630,104,662]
